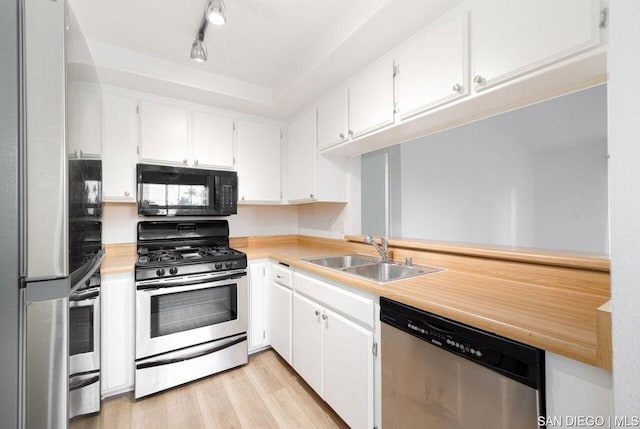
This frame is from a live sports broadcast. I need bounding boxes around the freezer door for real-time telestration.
[25,297,68,429]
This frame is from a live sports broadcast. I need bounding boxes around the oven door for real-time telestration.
[136,271,247,359]
[69,288,100,374]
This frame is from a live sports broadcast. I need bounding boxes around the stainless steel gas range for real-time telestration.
[134,220,248,399]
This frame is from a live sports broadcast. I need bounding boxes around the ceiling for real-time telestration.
[69,0,462,119]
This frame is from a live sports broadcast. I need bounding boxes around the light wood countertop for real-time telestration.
[100,236,611,368]
[101,243,137,275]
[235,238,611,369]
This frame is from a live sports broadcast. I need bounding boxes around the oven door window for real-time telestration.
[70,305,95,356]
[150,284,237,338]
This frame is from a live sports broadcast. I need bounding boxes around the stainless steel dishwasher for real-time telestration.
[380,297,545,429]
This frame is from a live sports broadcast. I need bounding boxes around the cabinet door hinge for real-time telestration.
[599,7,608,29]
[136,146,140,155]
[280,130,283,140]
[233,122,236,131]
[136,105,140,114]
[394,102,399,114]
[263,267,266,276]
[372,341,378,357]
[233,156,236,166]
[263,330,266,339]
[393,63,399,77]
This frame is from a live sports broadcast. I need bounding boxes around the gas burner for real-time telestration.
[199,246,235,257]
[145,249,182,263]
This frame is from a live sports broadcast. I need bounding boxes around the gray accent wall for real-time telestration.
[0,0,22,427]
[373,84,608,254]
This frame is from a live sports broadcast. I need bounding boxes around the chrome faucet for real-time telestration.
[364,235,389,262]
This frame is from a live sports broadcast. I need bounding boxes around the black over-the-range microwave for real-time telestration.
[136,163,238,216]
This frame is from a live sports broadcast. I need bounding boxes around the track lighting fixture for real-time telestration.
[207,0,227,26]
[190,0,227,62]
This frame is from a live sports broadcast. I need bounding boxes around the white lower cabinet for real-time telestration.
[322,307,374,429]
[268,263,293,364]
[101,272,135,398]
[292,272,375,429]
[248,261,269,352]
[545,352,613,427]
[292,293,323,393]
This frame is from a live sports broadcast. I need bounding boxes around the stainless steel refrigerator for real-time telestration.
[1,0,103,427]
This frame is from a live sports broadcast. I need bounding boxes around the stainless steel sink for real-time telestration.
[303,254,379,269]
[343,262,442,282]
[304,254,444,283]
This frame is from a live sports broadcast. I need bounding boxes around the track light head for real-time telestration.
[207,0,227,26]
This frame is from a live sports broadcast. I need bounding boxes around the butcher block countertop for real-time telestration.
[102,235,611,369]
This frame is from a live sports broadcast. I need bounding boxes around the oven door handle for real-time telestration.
[70,289,99,302]
[136,335,247,370]
[136,271,247,291]
[69,374,100,391]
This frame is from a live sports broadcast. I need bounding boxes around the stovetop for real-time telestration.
[137,245,245,266]
[135,220,247,282]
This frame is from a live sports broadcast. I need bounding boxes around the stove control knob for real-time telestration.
[169,267,178,275]
[156,268,165,277]
[215,262,223,269]
[225,262,233,268]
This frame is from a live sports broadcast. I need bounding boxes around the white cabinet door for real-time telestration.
[101,272,135,398]
[471,0,600,91]
[268,280,292,364]
[396,12,468,120]
[317,88,348,150]
[348,57,395,139]
[102,93,138,202]
[292,293,323,395]
[138,101,189,165]
[192,111,235,169]
[322,308,374,429]
[236,120,282,202]
[248,262,268,352]
[286,109,317,202]
[67,82,102,158]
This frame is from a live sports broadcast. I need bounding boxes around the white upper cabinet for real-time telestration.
[236,119,282,202]
[286,109,347,204]
[317,87,348,151]
[191,110,235,169]
[396,11,469,120]
[67,81,102,158]
[286,109,317,202]
[470,0,601,91]
[102,92,138,201]
[138,101,189,165]
[348,57,395,139]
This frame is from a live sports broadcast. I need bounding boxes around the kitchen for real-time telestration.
[1,0,639,428]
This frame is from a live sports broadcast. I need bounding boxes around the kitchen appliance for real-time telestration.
[134,220,248,399]
[69,271,101,419]
[20,0,104,427]
[137,163,237,216]
[380,297,545,429]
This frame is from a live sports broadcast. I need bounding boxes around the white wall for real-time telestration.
[298,202,348,239]
[609,0,640,418]
[101,203,299,244]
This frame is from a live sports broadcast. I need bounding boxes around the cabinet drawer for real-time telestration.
[271,263,292,288]
[294,272,374,329]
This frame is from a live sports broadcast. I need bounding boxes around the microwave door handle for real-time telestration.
[70,289,100,302]
[136,335,247,370]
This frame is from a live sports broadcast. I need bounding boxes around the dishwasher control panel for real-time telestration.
[406,321,484,358]
[380,297,544,390]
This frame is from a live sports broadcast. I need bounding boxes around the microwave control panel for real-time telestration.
[215,174,237,214]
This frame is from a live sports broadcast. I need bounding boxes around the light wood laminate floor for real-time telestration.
[70,349,349,429]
